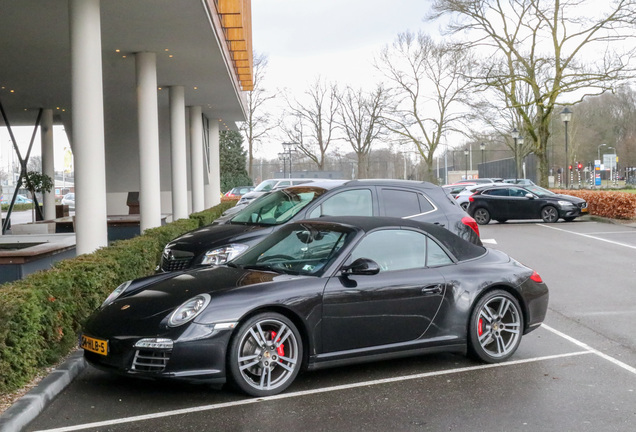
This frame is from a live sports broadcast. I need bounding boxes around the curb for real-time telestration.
[0,351,87,432]
[587,215,636,228]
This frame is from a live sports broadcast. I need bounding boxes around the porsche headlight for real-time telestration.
[200,244,249,265]
[168,294,211,327]
[101,280,132,308]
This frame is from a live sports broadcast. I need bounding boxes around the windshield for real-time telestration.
[230,187,327,226]
[232,223,356,276]
[525,185,555,197]
[253,179,279,192]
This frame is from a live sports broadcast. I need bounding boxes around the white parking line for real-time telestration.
[538,224,636,249]
[34,350,592,432]
[542,324,636,375]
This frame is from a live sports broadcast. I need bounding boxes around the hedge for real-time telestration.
[553,189,636,220]
[0,201,235,394]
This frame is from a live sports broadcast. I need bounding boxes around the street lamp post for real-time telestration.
[464,149,469,180]
[281,142,296,178]
[607,146,615,187]
[480,142,485,177]
[278,152,287,178]
[560,107,573,188]
[511,128,523,182]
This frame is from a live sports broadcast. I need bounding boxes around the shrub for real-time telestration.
[0,202,229,393]
[553,189,636,219]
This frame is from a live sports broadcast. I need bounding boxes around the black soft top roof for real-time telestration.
[293,216,486,262]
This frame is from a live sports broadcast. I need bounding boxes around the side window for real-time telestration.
[381,189,421,217]
[484,188,509,197]
[426,238,453,266]
[509,188,527,197]
[348,229,428,272]
[276,181,291,189]
[308,189,373,218]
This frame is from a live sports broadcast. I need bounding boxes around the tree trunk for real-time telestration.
[357,152,369,179]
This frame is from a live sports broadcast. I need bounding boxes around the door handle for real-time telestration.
[421,284,443,295]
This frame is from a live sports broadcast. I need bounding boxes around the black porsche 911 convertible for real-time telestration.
[81,216,549,397]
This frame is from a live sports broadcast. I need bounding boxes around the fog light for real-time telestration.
[134,338,174,349]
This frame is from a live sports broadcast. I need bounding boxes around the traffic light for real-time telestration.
[569,165,572,170]
[578,163,583,170]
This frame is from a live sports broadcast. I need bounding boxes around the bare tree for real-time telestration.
[240,53,277,179]
[336,85,390,178]
[281,77,340,170]
[376,31,474,182]
[430,0,636,186]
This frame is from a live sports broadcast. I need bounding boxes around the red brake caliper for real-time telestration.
[478,318,483,336]
[271,331,285,357]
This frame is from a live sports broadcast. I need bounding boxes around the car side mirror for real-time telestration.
[341,258,380,276]
[525,193,534,199]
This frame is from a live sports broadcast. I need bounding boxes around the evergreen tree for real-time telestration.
[220,130,252,192]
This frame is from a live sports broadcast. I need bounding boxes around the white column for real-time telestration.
[190,106,204,212]
[69,0,108,254]
[136,52,162,231]
[41,109,56,220]
[207,120,221,207]
[169,86,188,220]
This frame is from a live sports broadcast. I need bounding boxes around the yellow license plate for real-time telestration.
[582,208,588,213]
[81,334,108,356]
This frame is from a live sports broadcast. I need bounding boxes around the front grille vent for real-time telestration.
[132,349,171,372]
[161,248,194,271]
[161,256,192,271]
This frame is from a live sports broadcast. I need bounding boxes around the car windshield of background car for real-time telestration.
[230,188,327,226]
[253,179,279,192]
[525,185,555,197]
[232,224,355,276]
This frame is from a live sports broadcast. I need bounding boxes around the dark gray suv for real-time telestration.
[160,179,481,271]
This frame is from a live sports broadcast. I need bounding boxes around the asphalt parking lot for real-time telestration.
[12,219,636,431]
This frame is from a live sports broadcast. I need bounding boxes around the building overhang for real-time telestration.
[0,0,252,128]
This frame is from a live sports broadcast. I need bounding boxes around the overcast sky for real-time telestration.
[251,0,433,92]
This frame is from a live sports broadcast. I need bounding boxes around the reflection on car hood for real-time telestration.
[553,194,586,204]
[166,223,273,254]
[84,266,297,334]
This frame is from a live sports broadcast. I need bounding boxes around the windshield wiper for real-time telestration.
[242,264,285,273]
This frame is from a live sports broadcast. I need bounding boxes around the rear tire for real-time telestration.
[460,202,469,211]
[468,290,523,363]
[473,208,491,225]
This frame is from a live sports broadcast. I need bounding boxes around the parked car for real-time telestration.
[467,184,588,225]
[442,183,477,198]
[236,178,314,206]
[81,216,549,396]
[503,179,536,186]
[61,193,75,210]
[160,180,481,272]
[0,194,33,205]
[450,178,503,187]
[223,186,255,199]
[455,183,508,211]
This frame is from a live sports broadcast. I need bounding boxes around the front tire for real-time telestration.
[228,312,302,397]
[541,205,559,223]
[473,208,491,225]
[468,290,523,363]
